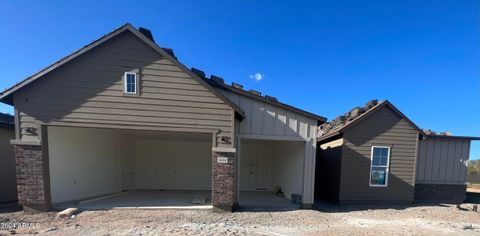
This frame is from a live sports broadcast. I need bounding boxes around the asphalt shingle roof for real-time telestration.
[0,113,14,126]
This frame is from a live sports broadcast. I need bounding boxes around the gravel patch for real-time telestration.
[0,203,479,235]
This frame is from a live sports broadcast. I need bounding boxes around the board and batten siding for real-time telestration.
[13,31,235,147]
[220,89,318,204]
[340,106,419,203]
[416,138,470,184]
[219,90,317,140]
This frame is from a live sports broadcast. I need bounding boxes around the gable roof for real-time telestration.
[317,100,424,142]
[0,23,244,118]
[199,74,326,122]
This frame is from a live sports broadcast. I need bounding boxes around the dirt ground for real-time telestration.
[1,203,480,236]
[468,183,480,193]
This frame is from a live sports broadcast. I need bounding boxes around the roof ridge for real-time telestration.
[317,100,424,141]
[192,70,326,121]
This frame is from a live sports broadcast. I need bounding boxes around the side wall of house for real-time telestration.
[416,138,470,184]
[0,126,17,203]
[415,137,470,202]
[340,106,418,203]
[13,31,234,147]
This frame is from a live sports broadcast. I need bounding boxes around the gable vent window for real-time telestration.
[369,146,390,187]
[124,72,137,94]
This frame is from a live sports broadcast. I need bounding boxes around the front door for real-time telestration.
[255,152,271,190]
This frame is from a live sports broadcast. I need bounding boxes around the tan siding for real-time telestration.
[14,31,234,147]
[340,106,418,202]
[0,127,17,202]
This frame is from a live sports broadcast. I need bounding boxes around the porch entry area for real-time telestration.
[237,138,305,210]
[48,126,213,209]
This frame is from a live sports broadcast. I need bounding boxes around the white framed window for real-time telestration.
[124,72,137,94]
[369,146,390,187]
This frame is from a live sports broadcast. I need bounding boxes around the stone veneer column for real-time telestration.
[212,147,236,212]
[13,143,51,212]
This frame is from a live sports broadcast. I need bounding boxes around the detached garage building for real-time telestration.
[316,100,422,203]
[0,23,324,211]
[316,100,478,204]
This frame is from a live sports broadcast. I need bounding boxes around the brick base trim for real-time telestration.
[414,183,466,203]
[212,151,236,212]
[301,203,313,209]
[14,144,51,211]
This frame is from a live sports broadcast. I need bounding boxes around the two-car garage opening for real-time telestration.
[48,126,213,209]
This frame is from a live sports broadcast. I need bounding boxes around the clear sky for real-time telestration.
[0,1,478,159]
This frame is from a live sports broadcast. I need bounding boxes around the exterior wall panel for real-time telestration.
[340,106,418,203]
[416,138,470,184]
[14,31,234,147]
[219,90,317,140]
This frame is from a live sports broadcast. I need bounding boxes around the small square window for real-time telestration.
[124,72,137,94]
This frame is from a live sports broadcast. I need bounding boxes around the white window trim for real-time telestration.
[124,72,137,94]
[369,145,390,187]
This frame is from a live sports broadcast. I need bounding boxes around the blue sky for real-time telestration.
[0,1,478,159]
